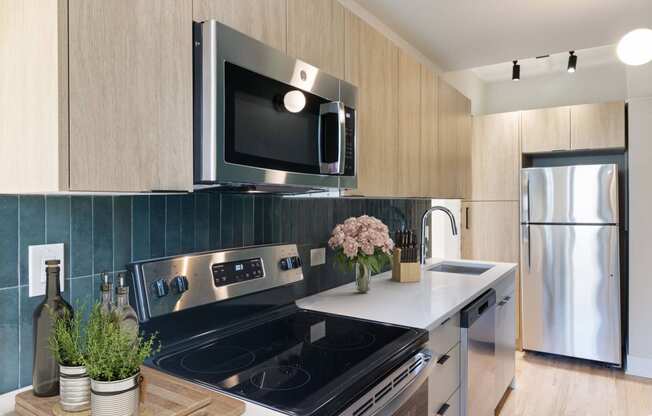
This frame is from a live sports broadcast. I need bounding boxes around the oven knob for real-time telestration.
[291,256,302,269]
[152,279,169,298]
[279,257,291,271]
[173,275,189,294]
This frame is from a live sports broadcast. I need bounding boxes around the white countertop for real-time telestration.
[298,258,517,331]
[0,258,516,416]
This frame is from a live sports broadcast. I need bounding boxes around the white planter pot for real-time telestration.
[59,365,90,412]
[90,372,141,416]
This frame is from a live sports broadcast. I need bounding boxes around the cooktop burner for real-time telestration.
[250,366,312,391]
[152,309,425,416]
[180,345,256,374]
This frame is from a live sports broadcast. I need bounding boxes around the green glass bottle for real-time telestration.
[32,259,73,397]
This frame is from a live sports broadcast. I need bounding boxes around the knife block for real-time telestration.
[392,249,421,283]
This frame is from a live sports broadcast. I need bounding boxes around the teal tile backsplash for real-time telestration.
[0,192,430,394]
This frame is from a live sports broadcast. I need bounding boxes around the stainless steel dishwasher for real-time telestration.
[461,289,497,416]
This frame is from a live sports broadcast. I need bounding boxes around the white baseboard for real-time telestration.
[0,386,31,415]
[626,354,652,379]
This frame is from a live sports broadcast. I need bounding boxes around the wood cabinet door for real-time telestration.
[438,80,471,199]
[193,0,287,51]
[570,101,625,150]
[521,106,570,153]
[396,50,422,197]
[287,0,344,78]
[420,67,439,197]
[471,112,520,201]
[68,0,193,191]
[462,200,521,349]
[344,11,398,197]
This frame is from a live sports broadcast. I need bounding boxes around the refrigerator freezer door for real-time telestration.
[521,224,621,364]
[521,165,619,224]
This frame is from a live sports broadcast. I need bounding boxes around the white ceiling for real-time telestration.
[472,45,620,82]
[353,0,652,71]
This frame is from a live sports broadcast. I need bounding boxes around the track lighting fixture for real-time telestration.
[567,51,577,73]
[512,60,520,82]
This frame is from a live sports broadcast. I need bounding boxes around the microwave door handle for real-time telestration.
[318,101,345,175]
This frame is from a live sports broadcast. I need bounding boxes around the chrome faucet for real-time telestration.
[420,206,458,264]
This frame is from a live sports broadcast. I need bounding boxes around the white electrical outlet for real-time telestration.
[29,243,65,297]
[310,247,326,266]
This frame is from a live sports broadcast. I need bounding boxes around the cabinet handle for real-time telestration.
[465,207,470,230]
[436,403,450,415]
[504,296,511,302]
[436,354,450,365]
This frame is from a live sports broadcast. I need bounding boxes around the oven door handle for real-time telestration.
[318,101,346,175]
[371,350,434,416]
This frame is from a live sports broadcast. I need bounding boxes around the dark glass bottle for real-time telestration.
[32,259,73,397]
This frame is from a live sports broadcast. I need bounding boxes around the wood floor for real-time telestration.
[499,351,652,416]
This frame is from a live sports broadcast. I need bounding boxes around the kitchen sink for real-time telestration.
[427,261,493,275]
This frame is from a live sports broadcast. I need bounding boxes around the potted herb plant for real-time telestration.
[85,304,158,416]
[328,215,394,293]
[48,305,90,411]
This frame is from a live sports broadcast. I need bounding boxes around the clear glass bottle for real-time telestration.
[32,259,73,396]
[99,272,113,314]
[114,273,139,341]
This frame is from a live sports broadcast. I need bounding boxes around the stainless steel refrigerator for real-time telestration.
[521,164,621,365]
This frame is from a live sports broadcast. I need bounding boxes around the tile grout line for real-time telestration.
[68,196,73,300]
[91,197,95,293]
[130,197,134,263]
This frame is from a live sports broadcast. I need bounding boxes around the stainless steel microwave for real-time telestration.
[193,20,357,191]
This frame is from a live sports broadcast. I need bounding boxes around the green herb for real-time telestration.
[47,303,86,367]
[85,304,159,382]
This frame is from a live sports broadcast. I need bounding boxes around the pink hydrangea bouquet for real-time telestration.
[328,216,394,291]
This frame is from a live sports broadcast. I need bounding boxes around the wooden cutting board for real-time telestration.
[15,367,245,416]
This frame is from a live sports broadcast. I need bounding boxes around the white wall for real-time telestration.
[441,70,487,114]
[429,199,461,260]
[482,62,628,114]
[627,96,652,378]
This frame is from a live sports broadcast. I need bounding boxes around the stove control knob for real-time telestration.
[152,279,169,298]
[279,257,291,271]
[173,275,189,294]
[291,256,302,269]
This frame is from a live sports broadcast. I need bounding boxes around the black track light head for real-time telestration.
[568,51,577,73]
[512,60,520,82]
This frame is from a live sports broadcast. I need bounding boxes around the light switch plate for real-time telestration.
[29,243,65,297]
[310,247,326,266]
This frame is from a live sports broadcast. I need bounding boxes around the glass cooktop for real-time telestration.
[152,309,426,416]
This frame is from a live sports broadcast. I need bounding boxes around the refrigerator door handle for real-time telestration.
[523,225,531,270]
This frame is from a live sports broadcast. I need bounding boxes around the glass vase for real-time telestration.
[355,261,371,294]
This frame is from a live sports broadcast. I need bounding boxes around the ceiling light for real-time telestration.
[617,28,652,66]
[567,51,577,73]
[512,60,520,82]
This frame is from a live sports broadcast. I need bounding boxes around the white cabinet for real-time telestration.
[494,273,516,407]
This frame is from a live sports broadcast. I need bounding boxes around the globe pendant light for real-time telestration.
[617,28,652,66]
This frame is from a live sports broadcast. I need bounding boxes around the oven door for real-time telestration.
[195,20,353,190]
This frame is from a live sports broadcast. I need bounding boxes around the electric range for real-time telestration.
[128,244,430,416]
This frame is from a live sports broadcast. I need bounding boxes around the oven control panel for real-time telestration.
[212,258,264,287]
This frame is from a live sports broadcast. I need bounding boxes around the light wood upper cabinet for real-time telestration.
[438,79,472,199]
[570,101,625,150]
[0,0,193,193]
[521,107,570,153]
[396,50,422,197]
[69,0,193,192]
[344,10,398,197]
[193,0,287,51]
[420,67,439,197]
[472,112,520,201]
[287,0,344,78]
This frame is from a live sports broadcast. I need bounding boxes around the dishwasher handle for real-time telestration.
[460,289,496,328]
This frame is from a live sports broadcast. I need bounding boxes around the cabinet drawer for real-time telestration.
[434,388,460,416]
[494,271,516,300]
[428,314,460,356]
[428,343,460,414]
